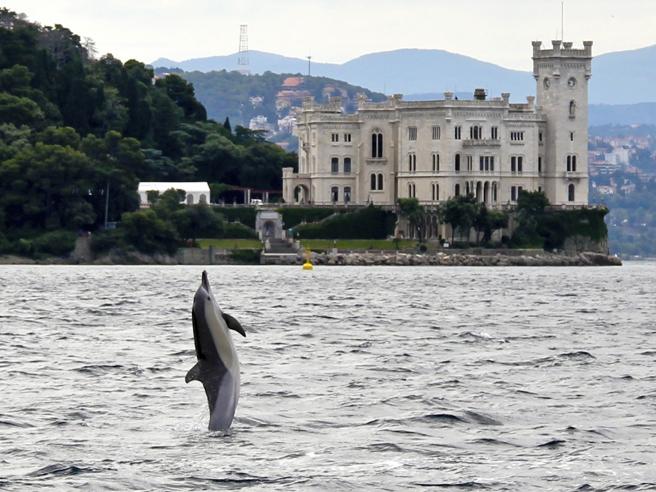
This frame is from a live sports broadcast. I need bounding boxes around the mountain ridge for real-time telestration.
[152,44,656,105]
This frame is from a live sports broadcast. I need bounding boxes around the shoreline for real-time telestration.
[0,250,623,266]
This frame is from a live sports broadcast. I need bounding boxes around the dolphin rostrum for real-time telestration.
[185,271,246,431]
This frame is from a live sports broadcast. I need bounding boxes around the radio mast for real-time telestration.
[238,24,250,75]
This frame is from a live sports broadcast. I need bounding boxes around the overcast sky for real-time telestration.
[4,0,655,69]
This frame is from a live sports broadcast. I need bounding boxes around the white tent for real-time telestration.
[138,182,210,207]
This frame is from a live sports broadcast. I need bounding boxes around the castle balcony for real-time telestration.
[462,139,502,148]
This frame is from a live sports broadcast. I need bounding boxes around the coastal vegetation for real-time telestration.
[0,9,294,258]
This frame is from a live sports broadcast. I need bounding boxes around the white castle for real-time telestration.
[283,40,592,207]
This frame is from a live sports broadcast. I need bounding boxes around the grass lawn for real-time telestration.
[197,238,262,250]
[300,239,418,251]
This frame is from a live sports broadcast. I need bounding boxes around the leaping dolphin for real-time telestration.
[185,271,246,431]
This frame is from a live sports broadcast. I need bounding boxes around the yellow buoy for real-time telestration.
[302,249,313,270]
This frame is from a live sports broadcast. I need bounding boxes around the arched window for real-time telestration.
[455,153,461,172]
[371,131,383,158]
[567,155,572,171]
[344,187,351,204]
[455,184,460,197]
[569,100,576,118]
[572,155,577,172]
[377,173,384,191]
[199,194,207,204]
[331,157,339,174]
[331,186,339,203]
[370,173,377,191]
[432,183,439,201]
[568,183,575,202]
[186,194,194,205]
[344,157,352,174]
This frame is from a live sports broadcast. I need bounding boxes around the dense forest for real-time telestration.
[0,9,296,255]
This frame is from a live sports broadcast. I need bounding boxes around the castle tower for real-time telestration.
[533,40,592,205]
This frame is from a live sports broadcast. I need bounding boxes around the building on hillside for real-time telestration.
[283,40,592,207]
[138,182,210,207]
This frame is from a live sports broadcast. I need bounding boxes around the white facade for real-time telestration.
[283,40,592,207]
[138,182,210,207]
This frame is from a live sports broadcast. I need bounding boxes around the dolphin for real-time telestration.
[185,271,246,431]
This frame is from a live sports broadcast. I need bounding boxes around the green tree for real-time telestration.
[397,198,426,241]
[120,208,179,254]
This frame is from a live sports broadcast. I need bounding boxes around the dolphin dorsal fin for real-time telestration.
[223,313,246,337]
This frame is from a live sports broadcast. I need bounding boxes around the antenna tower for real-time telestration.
[238,24,250,75]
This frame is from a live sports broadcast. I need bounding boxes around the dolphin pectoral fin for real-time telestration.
[185,362,204,383]
[223,313,246,337]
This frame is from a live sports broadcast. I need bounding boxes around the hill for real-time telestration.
[163,69,386,144]
[154,44,656,105]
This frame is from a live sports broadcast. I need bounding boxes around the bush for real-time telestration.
[217,208,257,228]
[32,230,77,256]
[90,229,126,254]
[230,249,261,264]
[120,209,179,254]
[279,207,339,228]
[295,206,395,239]
[223,222,258,239]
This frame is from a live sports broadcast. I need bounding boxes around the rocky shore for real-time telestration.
[0,249,622,267]
[300,250,622,267]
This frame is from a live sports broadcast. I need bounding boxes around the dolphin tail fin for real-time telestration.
[185,361,206,384]
[223,313,246,337]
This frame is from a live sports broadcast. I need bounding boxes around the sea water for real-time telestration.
[1,264,655,490]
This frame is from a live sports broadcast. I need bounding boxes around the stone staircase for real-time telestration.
[261,238,300,264]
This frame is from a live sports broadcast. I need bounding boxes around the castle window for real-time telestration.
[480,156,484,172]
[408,183,416,198]
[511,156,517,173]
[344,133,352,143]
[511,186,516,202]
[510,131,525,142]
[377,173,384,191]
[455,183,460,197]
[370,173,376,191]
[517,156,523,174]
[572,155,577,172]
[490,156,495,172]
[570,132,574,142]
[567,154,577,172]
[432,125,441,140]
[432,183,439,201]
[466,155,473,171]
[539,131,543,142]
[331,157,339,174]
[344,187,351,204]
[432,153,440,173]
[408,126,417,141]
[454,153,461,172]
[470,125,482,140]
[344,157,351,174]
[454,126,462,140]
[408,153,416,173]
[331,186,339,203]
[331,133,339,143]
[568,184,575,202]
[569,100,576,118]
[371,131,383,158]
[538,156,542,174]
[491,127,498,140]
